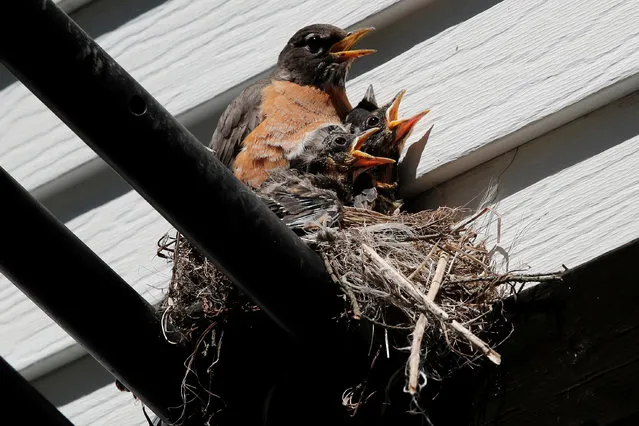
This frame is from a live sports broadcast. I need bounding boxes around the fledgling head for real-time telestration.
[274,24,375,89]
[345,85,430,161]
[343,84,381,132]
[306,127,395,183]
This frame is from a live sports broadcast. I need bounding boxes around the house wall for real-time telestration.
[1,0,638,424]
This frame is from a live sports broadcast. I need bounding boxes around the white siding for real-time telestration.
[415,90,639,276]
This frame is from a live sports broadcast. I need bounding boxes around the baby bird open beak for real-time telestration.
[348,127,396,169]
[389,109,430,146]
[383,89,430,146]
[351,150,396,169]
[385,89,406,123]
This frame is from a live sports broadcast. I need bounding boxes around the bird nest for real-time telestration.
[153,205,561,424]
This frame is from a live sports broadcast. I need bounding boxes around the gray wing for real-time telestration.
[259,191,342,233]
[257,170,343,233]
[208,78,270,168]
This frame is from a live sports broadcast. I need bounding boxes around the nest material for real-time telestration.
[154,205,562,424]
[321,207,504,364]
[158,232,258,343]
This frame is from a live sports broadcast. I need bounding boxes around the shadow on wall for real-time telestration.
[38,161,133,223]
[347,0,505,80]
[32,354,116,407]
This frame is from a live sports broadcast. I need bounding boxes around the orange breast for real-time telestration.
[233,80,343,188]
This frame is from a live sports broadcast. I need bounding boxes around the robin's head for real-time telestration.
[275,24,375,89]
[345,86,430,161]
[307,127,395,182]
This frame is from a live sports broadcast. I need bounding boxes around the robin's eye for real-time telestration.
[366,116,380,128]
[333,137,348,147]
[305,35,323,54]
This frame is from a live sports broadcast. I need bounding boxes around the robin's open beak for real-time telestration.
[329,27,376,61]
[389,109,430,145]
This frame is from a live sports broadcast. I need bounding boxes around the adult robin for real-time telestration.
[256,126,394,234]
[209,24,376,188]
[345,85,430,212]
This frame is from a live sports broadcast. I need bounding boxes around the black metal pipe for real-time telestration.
[0,167,190,425]
[0,356,75,426]
[0,0,342,341]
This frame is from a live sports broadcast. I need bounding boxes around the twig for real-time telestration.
[448,272,563,285]
[322,251,361,319]
[407,314,428,395]
[400,233,442,242]
[321,251,340,284]
[341,276,361,320]
[426,252,448,301]
[408,252,448,394]
[170,232,182,288]
[458,244,488,253]
[408,242,439,281]
[361,315,414,330]
[361,244,501,365]
[452,206,502,243]
[441,243,490,272]
[385,329,390,359]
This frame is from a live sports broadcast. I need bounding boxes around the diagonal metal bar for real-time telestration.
[0,0,342,342]
[0,166,190,424]
[0,355,75,426]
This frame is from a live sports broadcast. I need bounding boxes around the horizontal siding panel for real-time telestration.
[0,190,172,375]
[416,91,639,277]
[0,0,402,193]
[346,0,639,197]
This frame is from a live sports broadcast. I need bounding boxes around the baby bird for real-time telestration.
[256,126,394,234]
[344,85,430,213]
